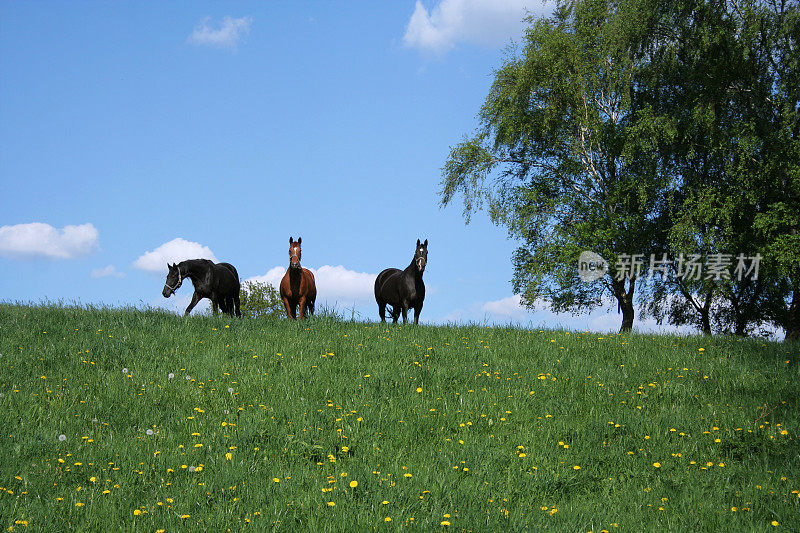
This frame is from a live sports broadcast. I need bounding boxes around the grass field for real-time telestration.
[1,303,798,531]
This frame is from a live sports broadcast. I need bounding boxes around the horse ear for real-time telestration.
[417,239,421,247]
[424,239,428,247]
[289,237,293,244]
[298,237,302,244]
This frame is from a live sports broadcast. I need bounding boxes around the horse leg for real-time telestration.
[234,294,241,318]
[282,297,295,320]
[391,306,400,324]
[185,292,203,316]
[212,300,220,315]
[413,303,423,325]
[298,297,307,319]
[378,302,387,322]
[307,299,315,316]
[401,304,409,324]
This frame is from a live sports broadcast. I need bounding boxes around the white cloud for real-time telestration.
[481,294,530,320]
[188,16,252,49]
[91,265,124,278]
[0,222,99,259]
[133,238,217,273]
[245,265,377,302]
[403,0,551,55]
[244,266,286,288]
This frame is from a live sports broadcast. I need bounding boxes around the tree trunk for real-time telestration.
[786,286,800,342]
[620,300,635,332]
[613,277,636,333]
[700,309,711,335]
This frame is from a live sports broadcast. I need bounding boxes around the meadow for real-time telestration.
[0,303,798,532]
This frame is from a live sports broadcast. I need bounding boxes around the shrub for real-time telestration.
[239,280,284,319]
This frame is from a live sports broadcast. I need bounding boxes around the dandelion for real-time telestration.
[385,517,392,522]
[416,387,422,393]
[146,429,154,436]
[349,480,358,488]
[58,434,66,442]
[441,521,451,526]
[228,388,234,394]
[226,453,233,461]
[122,368,128,374]
[133,509,141,516]
[327,501,335,507]
[573,465,581,470]
[181,515,190,519]
[168,373,174,380]
[273,478,280,483]
[189,466,196,472]
[772,521,779,527]
[653,463,661,468]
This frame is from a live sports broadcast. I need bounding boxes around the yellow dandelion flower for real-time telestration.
[441,521,451,526]
[349,480,358,488]
[573,465,581,470]
[273,478,280,483]
[225,453,232,461]
[133,510,141,516]
[653,462,661,468]
[327,501,335,507]
[384,517,392,522]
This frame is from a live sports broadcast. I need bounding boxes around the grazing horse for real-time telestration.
[162,259,241,317]
[279,237,317,319]
[374,239,428,324]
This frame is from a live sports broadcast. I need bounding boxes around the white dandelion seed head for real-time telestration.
[188,466,196,472]
[185,375,191,380]
[58,434,66,441]
[122,368,128,374]
[168,373,175,380]
[146,429,154,436]
[223,409,229,415]
[228,387,234,394]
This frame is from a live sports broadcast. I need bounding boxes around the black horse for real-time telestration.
[162,259,241,317]
[374,239,428,324]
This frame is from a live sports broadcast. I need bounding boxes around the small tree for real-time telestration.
[239,280,285,319]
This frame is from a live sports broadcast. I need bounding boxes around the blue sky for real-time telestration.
[0,0,683,332]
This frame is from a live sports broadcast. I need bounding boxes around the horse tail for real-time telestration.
[382,304,395,320]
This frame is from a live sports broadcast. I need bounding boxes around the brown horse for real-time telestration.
[279,237,317,319]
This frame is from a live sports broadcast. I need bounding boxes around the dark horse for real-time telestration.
[374,239,427,324]
[162,259,241,317]
[279,237,317,319]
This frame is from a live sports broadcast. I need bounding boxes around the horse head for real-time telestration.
[289,237,303,270]
[414,239,428,273]
[163,263,183,297]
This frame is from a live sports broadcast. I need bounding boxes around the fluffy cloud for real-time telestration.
[91,265,125,278]
[133,238,217,273]
[403,0,551,54]
[245,265,377,302]
[481,294,530,320]
[188,16,252,49]
[0,222,99,259]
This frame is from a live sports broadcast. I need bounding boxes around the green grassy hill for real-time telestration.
[1,304,798,531]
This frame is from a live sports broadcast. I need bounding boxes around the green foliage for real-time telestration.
[442,0,800,338]
[1,303,798,530]
[441,0,672,331]
[239,280,284,319]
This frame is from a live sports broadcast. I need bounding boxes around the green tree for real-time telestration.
[641,0,800,339]
[440,0,671,332]
[239,280,285,319]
